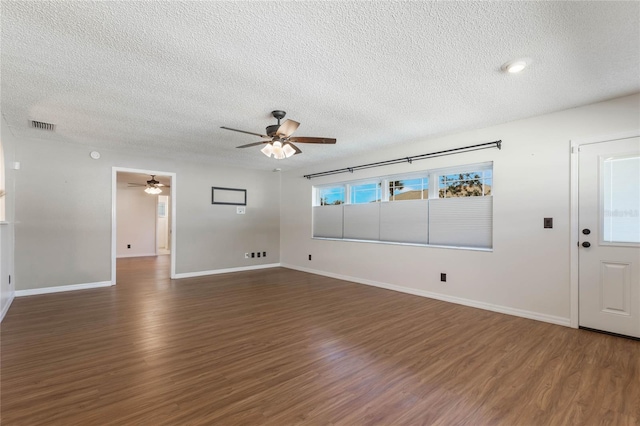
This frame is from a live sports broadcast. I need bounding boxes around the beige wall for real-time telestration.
[280,93,640,324]
[1,116,18,319]
[12,136,281,291]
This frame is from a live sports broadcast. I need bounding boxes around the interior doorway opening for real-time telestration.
[112,167,177,284]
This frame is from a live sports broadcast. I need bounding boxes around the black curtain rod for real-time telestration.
[303,140,502,179]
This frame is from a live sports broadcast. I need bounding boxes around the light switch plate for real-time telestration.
[237,206,246,214]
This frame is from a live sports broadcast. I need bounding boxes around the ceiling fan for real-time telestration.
[127,175,170,195]
[221,110,336,159]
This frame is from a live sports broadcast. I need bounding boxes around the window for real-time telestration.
[318,186,345,205]
[439,170,492,198]
[389,177,428,201]
[313,162,493,249]
[350,182,380,204]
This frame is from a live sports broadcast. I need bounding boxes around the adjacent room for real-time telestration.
[1,2,639,424]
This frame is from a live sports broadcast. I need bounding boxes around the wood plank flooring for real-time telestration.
[2,256,639,425]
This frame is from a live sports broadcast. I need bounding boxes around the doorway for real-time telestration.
[571,133,640,338]
[112,167,177,284]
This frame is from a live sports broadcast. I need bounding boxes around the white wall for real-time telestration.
[1,116,17,320]
[280,93,640,325]
[116,180,159,257]
[11,136,281,291]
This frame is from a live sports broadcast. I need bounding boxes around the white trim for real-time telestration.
[569,129,640,329]
[15,281,112,297]
[174,263,281,279]
[0,294,14,322]
[282,264,571,327]
[112,167,178,285]
[116,252,160,258]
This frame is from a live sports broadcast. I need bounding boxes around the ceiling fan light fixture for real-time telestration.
[144,186,162,195]
[283,143,296,158]
[261,143,274,157]
[271,140,286,159]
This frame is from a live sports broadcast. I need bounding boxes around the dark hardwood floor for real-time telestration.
[2,256,639,425]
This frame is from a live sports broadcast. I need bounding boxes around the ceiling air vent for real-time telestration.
[31,120,56,131]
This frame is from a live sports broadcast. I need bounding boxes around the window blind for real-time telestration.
[312,205,344,238]
[344,204,380,240]
[428,196,492,248]
[380,199,428,244]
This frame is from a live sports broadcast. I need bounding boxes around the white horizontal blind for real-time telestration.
[428,196,493,248]
[380,200,428,244]
[344,204,380,240]
[313,205,343,238]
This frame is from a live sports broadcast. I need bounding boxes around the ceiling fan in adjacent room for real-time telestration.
[221,110,336,159]
[127,175,169,195]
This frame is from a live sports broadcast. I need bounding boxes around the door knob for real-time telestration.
[582,229,591,235]
[582,241,591,248]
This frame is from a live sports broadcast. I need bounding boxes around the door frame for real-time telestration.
[569,130,640,328]
[112,167,177,285]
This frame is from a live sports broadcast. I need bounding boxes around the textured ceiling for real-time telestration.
[2,1,639,171]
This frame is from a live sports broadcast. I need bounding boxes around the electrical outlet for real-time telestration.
[127,244,131,249]
[263,251,266,257]
[257,252,261,258]
[308,254,312,261]
[251,253,255,258]
[544,218,553,229]
[441,273,447,282]
[245,253,249,259]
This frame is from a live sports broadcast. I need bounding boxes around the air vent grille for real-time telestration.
[31,120,55,131]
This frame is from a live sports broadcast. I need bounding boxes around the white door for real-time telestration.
[578,136,640,338]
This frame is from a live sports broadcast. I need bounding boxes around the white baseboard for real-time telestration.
[281,264,571,327]
[116,252,158,258]
[0,293,15,322]
[15,281,113,297]
[174,263,282,279]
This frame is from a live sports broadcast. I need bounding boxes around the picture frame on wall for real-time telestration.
[211,187,247,206]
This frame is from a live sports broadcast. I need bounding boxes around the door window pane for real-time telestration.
[603,155,640,243]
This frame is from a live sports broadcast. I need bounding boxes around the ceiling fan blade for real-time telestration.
[276,120,300,137]
[127,183,146,187]
[236,141,269,148]
[288,136,336,144]
[287,142,302,155]
[221,126,269,138]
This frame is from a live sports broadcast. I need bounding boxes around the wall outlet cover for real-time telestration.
[237,206,246,214]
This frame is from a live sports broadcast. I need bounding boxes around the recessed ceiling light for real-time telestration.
[501,58,531,74]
